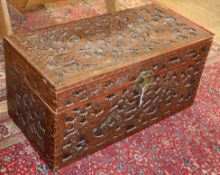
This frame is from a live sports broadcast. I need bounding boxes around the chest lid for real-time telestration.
[5,2,213,90]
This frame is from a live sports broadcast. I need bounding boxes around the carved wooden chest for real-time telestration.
[4,2,213,170]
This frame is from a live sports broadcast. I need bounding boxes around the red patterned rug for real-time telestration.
[0,0,220,174]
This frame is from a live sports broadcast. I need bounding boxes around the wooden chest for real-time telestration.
[4,2,213,170]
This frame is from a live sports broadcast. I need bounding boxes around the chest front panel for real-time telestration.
[60,40,211,166]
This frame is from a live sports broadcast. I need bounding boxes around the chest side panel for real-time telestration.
[5,66,59,167]
[4,42,63,169]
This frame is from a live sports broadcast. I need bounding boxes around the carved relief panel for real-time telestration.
[61,44,209,165]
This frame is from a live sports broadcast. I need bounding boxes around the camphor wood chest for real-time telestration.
[4,2,213,170]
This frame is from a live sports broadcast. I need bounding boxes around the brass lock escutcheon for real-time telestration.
[136,70,152,90]
[136,70,152,107]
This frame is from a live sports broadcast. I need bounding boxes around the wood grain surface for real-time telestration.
[157,0,220,42]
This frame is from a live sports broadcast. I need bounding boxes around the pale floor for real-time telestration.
[157,0,220,42]
[0,0,219,112]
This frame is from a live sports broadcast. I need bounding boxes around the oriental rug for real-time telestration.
[0,0,220,174]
